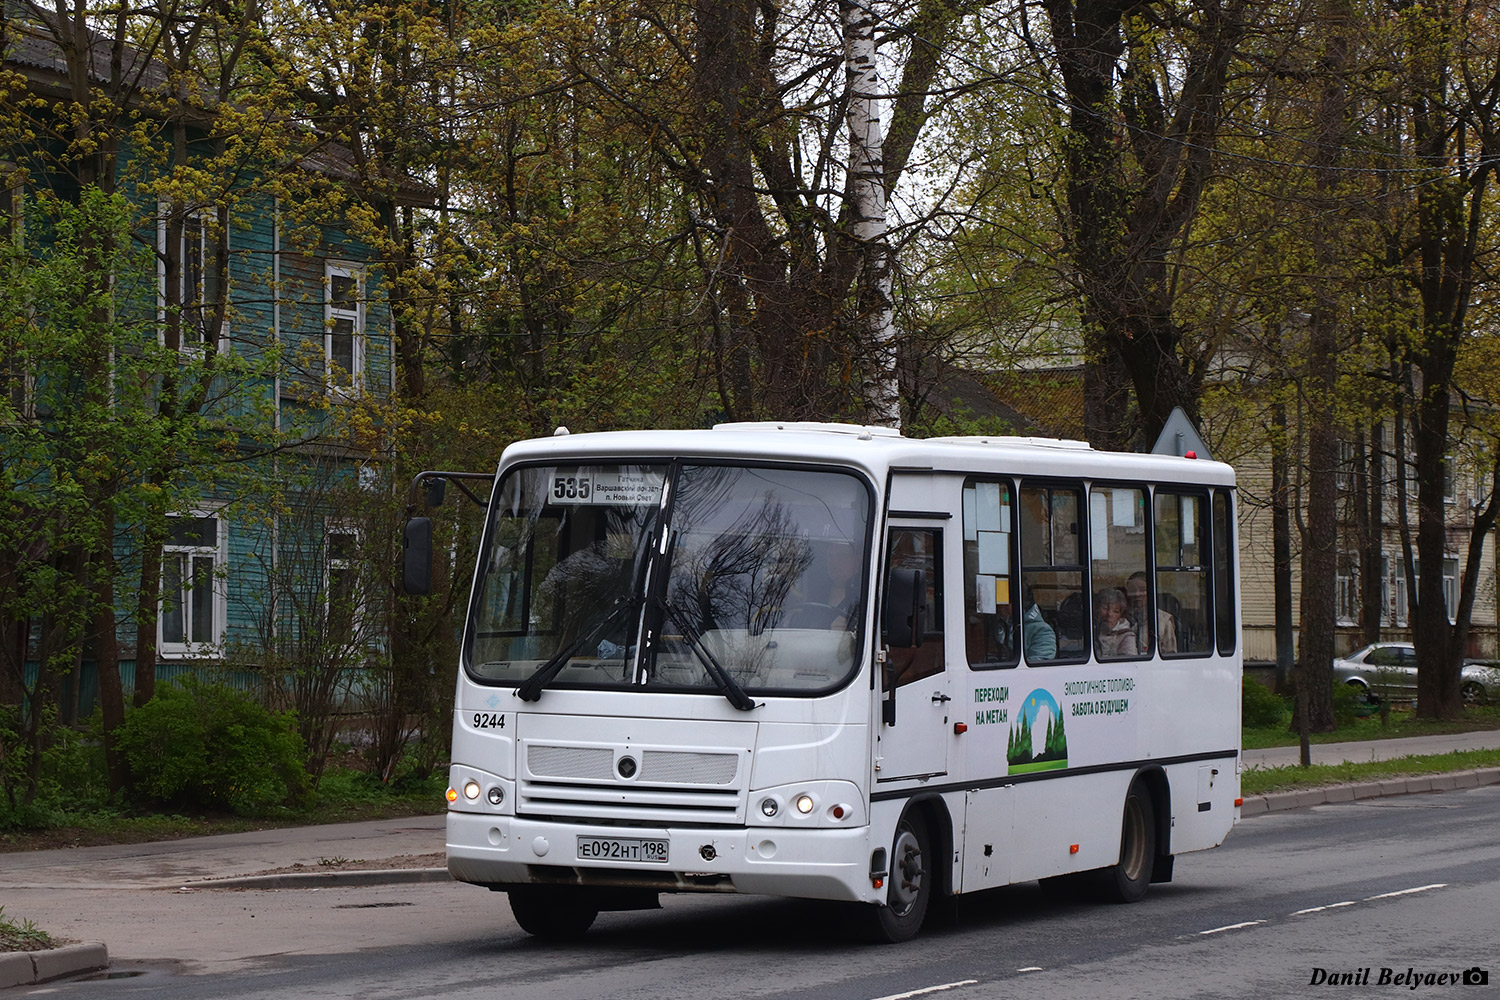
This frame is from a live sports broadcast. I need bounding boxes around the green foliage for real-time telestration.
[0,906,54,952]
[1241,676,1289,729]
[115,679,311,815]
[0,707,112,829]
[1332,682,1377,728]
[1241,748,1500,797]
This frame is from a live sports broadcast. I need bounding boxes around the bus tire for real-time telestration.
[864,812,933,943]
[1101,780,1155,904]
[508,886,598,939]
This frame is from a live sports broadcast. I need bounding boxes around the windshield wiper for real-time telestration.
[515,598,637,702]
[653,599,758,712]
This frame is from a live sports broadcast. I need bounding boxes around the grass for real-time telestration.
[1242,748,1500,795]
[0,907,54,953]
[0,766,446,854]
[1239,699,1500,794]
[1241,703,1500,750]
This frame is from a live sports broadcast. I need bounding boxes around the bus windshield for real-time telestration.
[466,462,872,696]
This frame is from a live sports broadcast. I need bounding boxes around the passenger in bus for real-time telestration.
[1126,571,1178,655]
[1094,588,1138,659]
[998,587,1056,662]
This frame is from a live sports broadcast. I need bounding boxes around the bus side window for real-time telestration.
[1089,484,1149,660]
[1213,491,1236,655]
[1155,491,1211,655]
[962,479,1018,669]
[886,528,945,687]
[1019,483,1085,663]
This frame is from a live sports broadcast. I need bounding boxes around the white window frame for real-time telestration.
[1382,554,1408,628]
[157,206,228,354]
[1335,549,1359,627]
[1336,439,1358,492]
[159,511,228,658]
[324,522,366,648]
[325,263,365,394]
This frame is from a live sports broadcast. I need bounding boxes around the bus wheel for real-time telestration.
[865,813,933,943]
[1101,781,1155,904]
[508,887,598,939]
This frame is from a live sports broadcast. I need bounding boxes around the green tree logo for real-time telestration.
[1008,689,1068,772]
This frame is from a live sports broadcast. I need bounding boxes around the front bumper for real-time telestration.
[446,811,879,904]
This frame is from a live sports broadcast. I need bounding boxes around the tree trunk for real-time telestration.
[1272,401,1295,692]
[1361,420,1385,646]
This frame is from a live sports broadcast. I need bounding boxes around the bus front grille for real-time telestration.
[517,779,745,825]
[526,744,740,785]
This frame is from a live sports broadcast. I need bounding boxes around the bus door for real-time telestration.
[877,510,954,783]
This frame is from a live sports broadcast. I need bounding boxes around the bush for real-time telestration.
[115,678,311,815]
[1332,682,1375,727]
[0,707,113,829]
[1242,675,1288,728]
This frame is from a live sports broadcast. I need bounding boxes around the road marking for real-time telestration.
[870,980,980,1000]
[1365,883,1446,901]
[1292,901,1357,915]
[1198,920,1265,935]
[1017,967,1043,973]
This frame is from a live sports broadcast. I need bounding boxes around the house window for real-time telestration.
[1336,439,1358,492]
[1335,550,1359,626]
[1394,556,1460,625]
[326,265,364,391]
[161,513,225,654]
[158,209,224,351]
[325,526,361,644]
[1382,554,1407,627]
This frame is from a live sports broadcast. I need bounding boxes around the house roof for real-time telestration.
[2,9,436,204]
[975,365,1087,440]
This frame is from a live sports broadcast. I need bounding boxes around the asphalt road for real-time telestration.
[14,785,1500,999]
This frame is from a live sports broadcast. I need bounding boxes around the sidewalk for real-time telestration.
[1240,727,1500,769]
[0,815,447,988]
[1235,726,1500,820]
[4,731,1500,986]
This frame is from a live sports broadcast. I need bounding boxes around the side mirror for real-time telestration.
[884,567,926,648]
[402,517,433,595]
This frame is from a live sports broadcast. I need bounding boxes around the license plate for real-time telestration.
[576,836,669,864]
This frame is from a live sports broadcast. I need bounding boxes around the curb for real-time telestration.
[1240,766,1500,816]
[163,867,453,891]
[0,942,108,989]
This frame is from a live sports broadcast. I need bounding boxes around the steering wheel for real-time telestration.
[784,602,842,629]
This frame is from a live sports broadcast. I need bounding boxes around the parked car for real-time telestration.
[1332,643,1418,702]
[1459,659,1500,706]
[1331,642,1499,706]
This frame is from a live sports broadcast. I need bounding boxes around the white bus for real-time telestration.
[405,422,1242,942]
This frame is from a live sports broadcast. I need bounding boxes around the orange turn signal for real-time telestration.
[446,787,458,803]
[953,722,968,735]
[1069,844,1079,854]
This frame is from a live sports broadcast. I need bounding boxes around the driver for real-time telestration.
[807,540,862,630]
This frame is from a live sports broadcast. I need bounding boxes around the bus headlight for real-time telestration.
[760,797,779,818]
[487,786,504,806]
[463,780,481,801]
[795,794,815,814]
